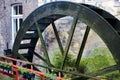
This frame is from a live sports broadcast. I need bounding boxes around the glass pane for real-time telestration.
[16,19,18,31]
[13,19,18,37]
[13,6,18,15]
[19,18,23,27]
[19,5,23,14]
[13,19,17,32]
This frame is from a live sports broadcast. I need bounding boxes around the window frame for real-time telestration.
[11,3,23,45]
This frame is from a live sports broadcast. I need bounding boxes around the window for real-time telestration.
[116,0,120,2]
[85,0,92,2]
[114,0,120,7]
[11,4,23,45]
[85,0,96,5]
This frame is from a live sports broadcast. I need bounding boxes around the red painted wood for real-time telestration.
[0,56,65,80]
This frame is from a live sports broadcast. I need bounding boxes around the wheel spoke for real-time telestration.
[16,52,28,61]
[90,64,120,76]
[16,52,41,71]
[75,26,90,68]
[35,21,52,67]
[52,22,64,55]
[61,13,79,69]
[31,51,46,62]
[34,63,101,80]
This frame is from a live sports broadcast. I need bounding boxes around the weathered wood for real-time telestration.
[19,43,33,49]
[61,10,79,69]
[35,21,52,67]
[32,51,46,62]
[38,18,53,24]
[34,63,101,80]
[90,65,120,76]
[23,33,38,39]
[75,26,90,68]
[12,2,120,77]
[52,22,64,56]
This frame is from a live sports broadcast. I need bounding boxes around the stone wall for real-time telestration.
[0,0,11,55]
[0,0,42,55]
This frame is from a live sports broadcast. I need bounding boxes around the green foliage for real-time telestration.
[45,73,57,79]
[18,67,35,79]
[0,62,12,70]
[105,71,120,80]
[52,51,76,69]
[52,52,63,68]
[88,47,113,57]
[51,47,119,79]
[0,77,15,80]
[0,62,7,68]
[88,71,120,80]
[18,67,29,74]
[81,47,116,73]
[52,51,76,79]
[80,47,120,80]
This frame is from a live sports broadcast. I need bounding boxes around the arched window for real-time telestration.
[11,3,23,45]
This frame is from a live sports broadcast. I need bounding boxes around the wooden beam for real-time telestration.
[75,26,90,68]
[35,21,52,67]
[61,11,79,69]
[52,22,64,56]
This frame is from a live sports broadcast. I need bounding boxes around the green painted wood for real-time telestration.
[16,53,28,61]
[61,10,79,69]
[90,64,120,76]
[82,4,120,32]
[34,63,101,80]
[32,51,46,62]
[39,18,53,24]
[16,52,41,71]
[52,22,64,56]
[23,33,38,39]
[27,38,38,62]
[19,43,33,49]
[35,21,52,67]
[75,26,90,68]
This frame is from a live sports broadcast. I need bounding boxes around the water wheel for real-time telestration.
[12,1,120,79]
